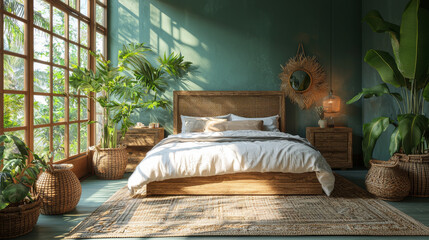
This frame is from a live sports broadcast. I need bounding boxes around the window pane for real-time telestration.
[4,94,25,128]
[34,62,50,93]
[34,0,50,30]
[53,37,65,66]
[96,4,104,26]
[69,0,77,9]
[34,28,50,61]
[53,125,65,161]
[96,32,105,55]
[69,43,78,68]
[5,130,26,155]
[34,95,50,125]
[53,7,65,36]
[80,124,88,153]
[53,67,65,94]
[80,22,88,46]
[3,0,25,19]
[69,123,78,156]
[53,96,65,122]
[4,16,25,54]
[34,127,50,157]
[69,97,78,121]
[69,71,78,95]
[4,54,25,90]
[80,48,88,68]
[69,16,78,43]
[80,98,88,120]
[80,0,88,16]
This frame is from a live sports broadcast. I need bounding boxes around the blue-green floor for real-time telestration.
[15,170,429,240]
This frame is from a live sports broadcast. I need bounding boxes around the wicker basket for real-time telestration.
[365,159,410,201]
[35,164,82,215]
[395,153,429,197]
[93,145,127,180]
[0,198,42,239]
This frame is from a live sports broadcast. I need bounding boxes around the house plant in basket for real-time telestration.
[70,43,191,179]
[0,135,49,238]
[347,0,429,196]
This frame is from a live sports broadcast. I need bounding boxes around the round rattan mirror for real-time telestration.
[280,44,327,109]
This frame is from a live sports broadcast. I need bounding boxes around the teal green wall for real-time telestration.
[108,0,363,164]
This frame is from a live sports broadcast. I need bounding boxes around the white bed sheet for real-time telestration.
[128,130,335,196]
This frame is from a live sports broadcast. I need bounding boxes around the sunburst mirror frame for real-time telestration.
[280,44,327,109]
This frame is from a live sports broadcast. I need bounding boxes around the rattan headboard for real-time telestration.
[173,91,286,134]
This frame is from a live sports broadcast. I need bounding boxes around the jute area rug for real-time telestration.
[67,175,429,238]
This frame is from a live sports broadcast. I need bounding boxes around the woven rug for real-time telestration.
[67,175,429,238]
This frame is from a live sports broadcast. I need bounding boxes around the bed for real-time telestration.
[128,91,335,196]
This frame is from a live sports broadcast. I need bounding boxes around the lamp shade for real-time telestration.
[322,91,341,113]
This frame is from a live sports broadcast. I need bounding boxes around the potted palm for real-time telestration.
[0,135,49,238]
[70,43,191,179]
[347,0,429,196]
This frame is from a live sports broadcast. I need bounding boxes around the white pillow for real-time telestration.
[181,114,231,133]
[230,114,279,131]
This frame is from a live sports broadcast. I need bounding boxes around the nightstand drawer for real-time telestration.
[123,134,156,146]
[314,132,348,141]
[314,141,348,151]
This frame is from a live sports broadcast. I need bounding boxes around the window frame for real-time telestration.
[0,0,107,176]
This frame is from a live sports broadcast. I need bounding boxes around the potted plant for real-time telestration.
[0,135,49,238]
[315,106,327,128]
[347,0,429,196]
[69,43,191,179]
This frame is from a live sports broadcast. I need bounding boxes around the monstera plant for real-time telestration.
[347,0,429,167]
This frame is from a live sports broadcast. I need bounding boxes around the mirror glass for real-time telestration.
[290,70,311,91]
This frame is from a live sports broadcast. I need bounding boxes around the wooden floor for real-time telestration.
[15,170,429,240]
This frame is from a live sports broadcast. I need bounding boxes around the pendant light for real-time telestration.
[322,0,341,114]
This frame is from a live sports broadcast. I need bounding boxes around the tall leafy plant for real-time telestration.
[347,0,429,167]
[70,43,191,148]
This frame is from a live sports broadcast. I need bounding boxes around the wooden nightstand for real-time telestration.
[119,127,164,172]
[306,127,352,169]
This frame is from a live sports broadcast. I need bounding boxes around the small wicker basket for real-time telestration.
[395,153,429,197]
[35,164,82,215]
[365,159,410,201]
[0,198,42,239]
[92,145,128,180]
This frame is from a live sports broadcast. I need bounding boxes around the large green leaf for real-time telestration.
[363,10,401,69]
[3,183,29,203]
[364,49,406,87]
[423,81,429,101]
[398,0,429,82]
[362,117,391,167]
[389,128,402,156]
[346,83,402,104]
[398,114,428,154]
[0,195,9,210]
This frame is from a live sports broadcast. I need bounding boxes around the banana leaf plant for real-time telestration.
[347,0,429,167]
[69,43,191,148]
[0,135,49,210]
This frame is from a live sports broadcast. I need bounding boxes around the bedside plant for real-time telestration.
[0,135,49,238]
[347,0,429,196]
[315,106,327,128]
[70,43,191,179]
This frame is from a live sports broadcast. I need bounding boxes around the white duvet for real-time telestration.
[128,130,335,196]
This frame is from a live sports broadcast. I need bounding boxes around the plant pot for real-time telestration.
[92,145,128,180]
[365,159,410,201]
[318,119,327,128]
[35,164,82,215]
[394,153,429,197]
[0,198,42,239]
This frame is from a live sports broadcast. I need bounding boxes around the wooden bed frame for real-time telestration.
[146,91,323,195]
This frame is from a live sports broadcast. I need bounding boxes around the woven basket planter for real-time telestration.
[35,164,82,215]
[365,159,410,201]
[0,198,42,239]
[395,153,429,197]
[93,146,127,180]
